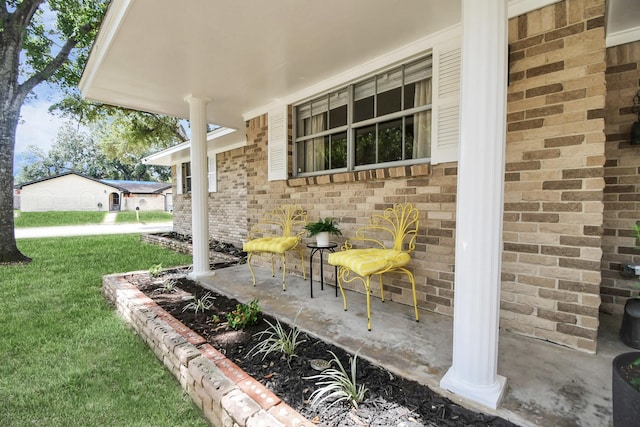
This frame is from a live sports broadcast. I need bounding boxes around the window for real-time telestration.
[177,158,216,194]
[181,162,192,193]
[294,56,432,174]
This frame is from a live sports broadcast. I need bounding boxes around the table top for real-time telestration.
[307,242,338,249]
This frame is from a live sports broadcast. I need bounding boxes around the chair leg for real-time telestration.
[399,268,419,323]
[280,253,287,291]
[247,253,257,286]
[337,267,348,311]
[364,275,372,331]
[270,254,275,277]
[299,248,306,280]
[378,274,385,302]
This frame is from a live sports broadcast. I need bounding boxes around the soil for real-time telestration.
[619,359,640,392]
[127,266,517,427]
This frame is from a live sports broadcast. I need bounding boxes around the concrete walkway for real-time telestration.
[15,222,173,239]
[197,264,628,427]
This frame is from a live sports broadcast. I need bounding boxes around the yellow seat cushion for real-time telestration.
[243,236,299,254]
[328,248,411,277]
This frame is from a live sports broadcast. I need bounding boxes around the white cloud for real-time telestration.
[15,99,64,154]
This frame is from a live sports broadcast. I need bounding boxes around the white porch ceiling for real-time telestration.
[81,0,639,139]
[80,0,461,133]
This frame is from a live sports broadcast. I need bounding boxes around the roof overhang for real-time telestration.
[143,126,245,166]
[80,0,462,131]
[80,0,639,132]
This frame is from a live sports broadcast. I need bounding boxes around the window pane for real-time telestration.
[377,67,402,93]
[355,125,376,166]
[312,136,330,171]
[354,78,374,122]
[330,132,347,169]
[329,89,348,129]
[406,110,431,159]
[296,140,307,173]
[378,119,403,163]
[404,57,432,110]
[329,104,347,129]
[312,97,328,134]
[404,78,432,110]
[377,86,402,117]
[296,103,311,137]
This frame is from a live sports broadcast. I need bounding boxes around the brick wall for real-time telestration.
[244,113,460,317]
[172,147,248,248]
[172,0,608,353]
[504,0,606,352]
[103,273,314,427]
[602,40,640,314]
[238,0,608,353]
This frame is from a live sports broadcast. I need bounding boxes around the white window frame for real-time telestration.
[291,37,461,177]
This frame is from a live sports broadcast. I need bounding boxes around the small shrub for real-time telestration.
[155,278,176,293]
[182,292,215,315]
[227,299,261,330]
[305,350,368,409]
[247,310,305,365]
[148,263,163,278]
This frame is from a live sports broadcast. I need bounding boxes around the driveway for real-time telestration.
[15,222,173,239]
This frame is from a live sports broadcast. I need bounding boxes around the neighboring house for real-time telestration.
[80,0,640,409]
[19,172,171,212]
[102,179,173,212]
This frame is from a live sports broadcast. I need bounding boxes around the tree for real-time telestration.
[0,0,108,264]
[15,123,172,184]
[51,94,187,181]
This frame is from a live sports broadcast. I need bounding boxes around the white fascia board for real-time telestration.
[242,24,462,121]
[507,0,562,18]
[79,0,133,97]
[142,127,244,166]
[607,26,640,47]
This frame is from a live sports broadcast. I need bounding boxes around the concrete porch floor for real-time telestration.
[196,264,630,427]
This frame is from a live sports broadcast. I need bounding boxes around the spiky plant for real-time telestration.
[305,350,368,408]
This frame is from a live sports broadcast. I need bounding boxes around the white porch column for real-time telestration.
[186,95,211,278]
[439,0,508,409]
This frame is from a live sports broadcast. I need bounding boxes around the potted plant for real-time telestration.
[304,217,341,247]
[612,352,640,425]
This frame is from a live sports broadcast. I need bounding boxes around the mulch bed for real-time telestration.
[127,266,517,427]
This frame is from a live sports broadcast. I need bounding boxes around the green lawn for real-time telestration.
[0,235,208,427]
[116,210,173,223]
[14,210,107,228]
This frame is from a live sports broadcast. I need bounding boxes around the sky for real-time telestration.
[16,85,65,154]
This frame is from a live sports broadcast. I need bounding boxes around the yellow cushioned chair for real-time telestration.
[242,205,307,290]
[328,203,420,330]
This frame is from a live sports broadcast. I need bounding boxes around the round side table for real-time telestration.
[307,242,338,298]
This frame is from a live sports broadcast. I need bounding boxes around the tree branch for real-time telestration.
[18,21,94,98]
[9,0,44,31]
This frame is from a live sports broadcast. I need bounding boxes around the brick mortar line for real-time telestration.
[102,273,314,427]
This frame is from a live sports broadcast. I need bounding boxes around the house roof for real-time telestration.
[143,127,245,166]
[18,171,170,194]
[18,171,125,191]
[80,0,639,134]
[101,180,171,194]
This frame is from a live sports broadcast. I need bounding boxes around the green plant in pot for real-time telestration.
[304,217,341,247]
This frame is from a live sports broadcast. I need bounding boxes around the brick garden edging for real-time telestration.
[102,273,314,427]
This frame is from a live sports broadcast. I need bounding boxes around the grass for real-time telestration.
[115,211,173,223]
[0,234,208,427]
[14,211,108,228]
